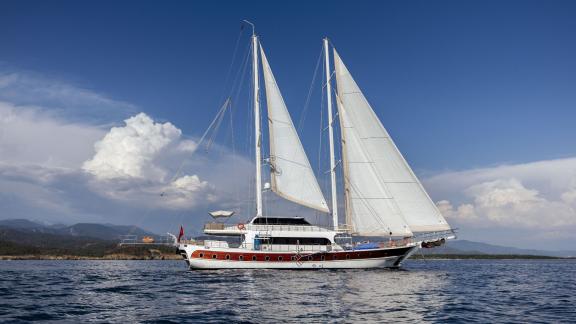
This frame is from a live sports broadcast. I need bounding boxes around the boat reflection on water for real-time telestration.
[65,261,448,322]
[228,267,448,322]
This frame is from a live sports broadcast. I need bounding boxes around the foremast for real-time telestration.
[324,38,339,231]
[251,29,263,217]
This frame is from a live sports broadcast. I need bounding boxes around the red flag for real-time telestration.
[178,225,184,243]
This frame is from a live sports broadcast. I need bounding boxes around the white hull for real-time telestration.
[178,244,418,270]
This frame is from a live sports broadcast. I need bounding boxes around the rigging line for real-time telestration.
[204,96,235,152]
[297,45,324,133]
[218,23,246,104]
[229,90,238,203]
[230,42,252,105]
[162,38,251,198]
[162,98,231,194]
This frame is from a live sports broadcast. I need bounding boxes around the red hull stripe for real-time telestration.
[191,247,412,262]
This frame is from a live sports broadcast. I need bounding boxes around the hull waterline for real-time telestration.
[178,244,419,270]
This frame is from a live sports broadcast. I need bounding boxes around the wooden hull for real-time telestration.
[178,244,418,269]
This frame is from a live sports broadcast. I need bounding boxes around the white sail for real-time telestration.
[260,45,329,213]
[334,49,450,234]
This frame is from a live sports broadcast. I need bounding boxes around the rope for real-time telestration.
[161,98,232,196]
[218,23,246,104]
[297,45,324,132]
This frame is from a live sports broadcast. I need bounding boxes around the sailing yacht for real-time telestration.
[177,29,455,269]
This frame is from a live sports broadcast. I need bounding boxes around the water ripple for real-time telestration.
[0,260,575,322]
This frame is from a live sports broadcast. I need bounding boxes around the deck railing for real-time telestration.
[180,237,420,252]
[203,222,339,233]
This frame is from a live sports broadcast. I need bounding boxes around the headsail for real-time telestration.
[260,45,329,213]
[334,49,450,234]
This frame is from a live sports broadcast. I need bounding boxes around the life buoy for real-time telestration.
[237,223,246,230]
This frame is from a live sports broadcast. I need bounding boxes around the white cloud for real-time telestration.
[82,113,185,180]
[0,66,253,229]
[427,158,576,231]
[0,69,136,123]
[159,175,217,209]
[0,101,105,168]
[78,112,231,212]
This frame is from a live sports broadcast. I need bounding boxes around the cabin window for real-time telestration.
[291,256,296,261]
[199,253,204,258]
[278,256,283,261]
[239,255,244,261]
[267,237,331,245]
[265,256,270,261]
[252,217,311,225]
[321,255,325,261]
[212,254,217,259]
[252,255,257,261]
[346,254,350,260]
[307,256,313,261]
[225,254,230,260]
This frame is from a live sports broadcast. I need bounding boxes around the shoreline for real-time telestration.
[0,254,571,261]
[0,254,183,261]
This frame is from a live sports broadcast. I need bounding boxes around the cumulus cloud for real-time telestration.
[426,158,576,231]
[160,175,217,209]
[78,112,233,213]
[82,113,185,180]
[0,66,253,230]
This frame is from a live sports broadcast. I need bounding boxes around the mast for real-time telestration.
[251,31,263,217]
[324,38,338,230]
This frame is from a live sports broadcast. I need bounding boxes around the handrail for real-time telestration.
[203,222,337,233]
[180,237,416,252]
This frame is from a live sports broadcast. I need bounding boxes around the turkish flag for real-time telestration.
[178,225,184,243]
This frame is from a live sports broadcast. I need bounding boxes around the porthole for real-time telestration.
[239,255,244,261]
[307,256,313,261]
[346,254,350,260]
[265,256,270,261]
[252,255,257,261]
[291,256,296,261]
[199,253,204,258]
[225,254,230,260]
[212,254,217,259]
[321,255,325,261]
[278,256,283,261]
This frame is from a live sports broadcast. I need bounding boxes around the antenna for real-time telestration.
[242,20,255,36]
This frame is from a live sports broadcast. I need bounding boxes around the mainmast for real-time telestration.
[249,25,263,217]
[324,38,338,230]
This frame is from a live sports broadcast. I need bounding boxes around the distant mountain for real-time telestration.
[0,219,48,231]
[0,226,175,258]
[1,219,574,258]
[0,219,156,241]
[60,223,154,240]
[423,240,576,258]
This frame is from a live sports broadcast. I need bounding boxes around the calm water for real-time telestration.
[0,259,574,323]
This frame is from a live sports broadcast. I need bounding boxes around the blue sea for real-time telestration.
[0,259,574,323]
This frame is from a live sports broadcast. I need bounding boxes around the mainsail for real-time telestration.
[333,49,451,235]
[260,46,329,213]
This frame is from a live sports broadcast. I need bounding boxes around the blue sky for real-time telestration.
[4,0,576,169]
[1,1,576,249]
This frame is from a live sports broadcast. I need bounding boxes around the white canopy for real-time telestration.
[209,210,235,218]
